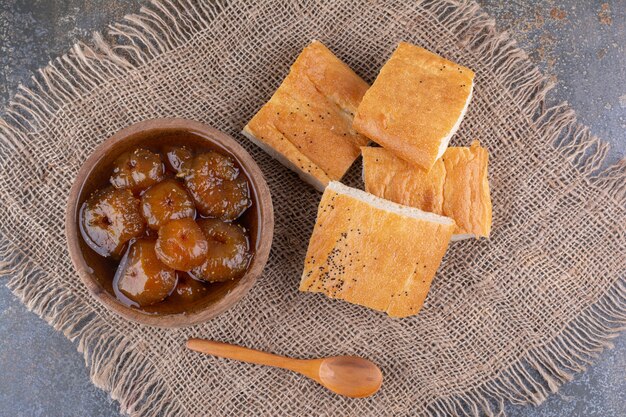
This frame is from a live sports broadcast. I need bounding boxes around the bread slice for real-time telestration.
[299,181,455,318]
[243,40,369,191]
[362,141,492,240]
[353,42,475,170]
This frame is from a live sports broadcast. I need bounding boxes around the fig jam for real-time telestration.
[76,132,257,314]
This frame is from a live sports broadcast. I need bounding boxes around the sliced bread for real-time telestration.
[300,181,455,318]
[353,42,474,170]
[362,141,492,240]
[243,41,369,191]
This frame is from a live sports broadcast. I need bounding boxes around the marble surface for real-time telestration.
[0,1,624,416]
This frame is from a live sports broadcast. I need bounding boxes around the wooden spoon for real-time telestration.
[186,338,383,398]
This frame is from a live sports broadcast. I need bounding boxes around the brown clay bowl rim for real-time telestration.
[65,118,274,327]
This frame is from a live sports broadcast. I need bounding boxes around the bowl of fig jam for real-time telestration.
[66,119,273,327]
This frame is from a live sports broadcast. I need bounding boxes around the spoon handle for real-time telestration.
[186,338,312,374]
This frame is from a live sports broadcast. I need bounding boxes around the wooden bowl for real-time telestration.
[66,119,274,327]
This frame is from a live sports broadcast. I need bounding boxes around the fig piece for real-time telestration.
[172,272,209,302]
[80,187,145,257]
[163,145,193,173]
[110,148,164,194]
[141,179,195,229]
[192,218,252,282]
[180,152,251,221]
[155,218,208,271]
[115,239,177,307]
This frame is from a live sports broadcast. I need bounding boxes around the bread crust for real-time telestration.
[353,42,475,170]
[362,141,492,238]
[244,41,369,191]
[300,182,455,318]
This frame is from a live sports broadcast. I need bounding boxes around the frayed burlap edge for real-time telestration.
[0,0,624,416]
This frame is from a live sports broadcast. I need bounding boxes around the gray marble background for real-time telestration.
[0,1,624,416]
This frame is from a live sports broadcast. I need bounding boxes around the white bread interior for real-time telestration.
[451,233,475,241]
[242,127,328,192]
[327,181,455,226]
[436,81,474,160]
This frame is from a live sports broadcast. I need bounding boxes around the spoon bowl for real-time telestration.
[318,356,383,398]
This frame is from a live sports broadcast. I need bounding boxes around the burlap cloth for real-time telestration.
[0,0,624,416]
